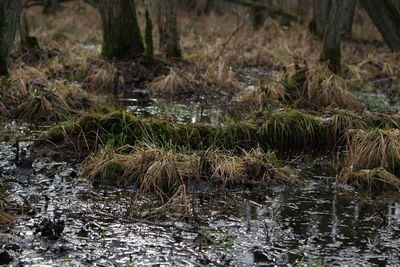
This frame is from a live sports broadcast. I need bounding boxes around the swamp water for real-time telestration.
[2,66,400,266]
[1,142,400,266]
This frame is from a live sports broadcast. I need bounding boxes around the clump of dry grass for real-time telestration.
[54,81,93,110]
[338,167,400,190]
[208,147,300,187]
[14,89,70,122]
[236,81,287,108]
[203,59,242,94]
[150,68,192,97]
[84,62,118,92]
[337,128,400,190]
[0,66,45,108]
[344,129,400,175]
[82,144,198,192]
[277,63,362,110]
[322,109,370,142]
[82,144,298,192]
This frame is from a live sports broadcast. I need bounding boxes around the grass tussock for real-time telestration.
[344,129,400,175]
[82,144,299,192]
[236,81,287,108]
[207,147,300,187]
[338,167,400,190]
[14,89,70,122]
[150,68,191,97]
[203,59,242,94]
[277,63,362,110]
[337,128,400,190]
[84,62,118,92]
[322,109,370,142]
[258,109,327,146]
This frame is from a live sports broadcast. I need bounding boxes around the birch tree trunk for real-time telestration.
[361,0,400,51]
[99,0,144,59]
[0,0,21,76]
[156,0,182,58]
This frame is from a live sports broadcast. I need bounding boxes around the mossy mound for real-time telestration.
[43,109,329,152]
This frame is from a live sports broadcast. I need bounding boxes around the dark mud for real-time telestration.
[1,142,400,266]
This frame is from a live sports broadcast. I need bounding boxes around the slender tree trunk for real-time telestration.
[309,0,331,38]
[156,0,182,58]
[278,0,291,25]
[361,0,400,51]
[99,0,144,59]
[144,8,154,64]
[252,0,268,30]
[43,0,59,15]
[0,0,21,76]
[319,0,343,73]
[340,0,356,39]
[19,12,40,49]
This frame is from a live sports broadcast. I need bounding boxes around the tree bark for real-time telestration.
[144,8,154,64]
[43,0,59,14]
[319,0,343,73]
[309,0,331,38]
[340,0,356,39]
[221,0,302,22]
[0,0,21,76]
[156,0,182,58]
[251,0,268,30]
[296,0,312,18]
[99,0,144,59]
[360,0,400,51]
[19,12,40,49]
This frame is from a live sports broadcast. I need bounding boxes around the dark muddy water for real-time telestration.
[1,142,400,266]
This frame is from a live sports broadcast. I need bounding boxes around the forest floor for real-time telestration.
[1,2,400,266]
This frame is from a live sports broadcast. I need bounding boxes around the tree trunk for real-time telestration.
[360,0,400,51]
[99,0,144,59]
[0,0,21,76]
[319,0,343,73]
[43,0,59,15]
[251,0,268,30]
[19,12,40,49]
[340,0,356,39]
[221,0,301,22]
[156,0,182,58]
[297,0,312,18]
[144,8,154,64]
[309,0,331,38]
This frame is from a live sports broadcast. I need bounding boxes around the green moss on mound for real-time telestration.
[43,109,328,151]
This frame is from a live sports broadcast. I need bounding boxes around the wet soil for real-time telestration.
[1,142,400,266]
